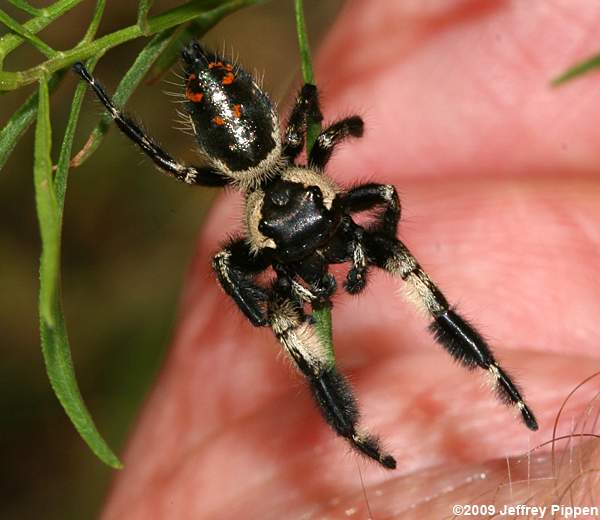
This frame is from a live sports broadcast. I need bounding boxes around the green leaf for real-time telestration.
[35,73,122,469]
[0,8,58,58]
[34,77,59,326]
[146,20,204,84]
[81,0,106,45]
[7,0,43,17]
[552,51,600,86]
[0,70,65,172]
[40,315,122,468]
[137,0,155,33]
[55,58,99,212]
[0,0,82,63]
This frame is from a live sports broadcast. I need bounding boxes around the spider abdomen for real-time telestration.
[181,43,281,179]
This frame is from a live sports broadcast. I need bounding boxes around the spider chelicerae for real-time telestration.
[74,41,538,470]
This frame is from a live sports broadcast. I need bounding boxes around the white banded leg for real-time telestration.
[268,292,397,469]
[364,232,538,431]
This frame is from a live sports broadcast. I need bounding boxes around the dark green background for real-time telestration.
[0,1,342,518]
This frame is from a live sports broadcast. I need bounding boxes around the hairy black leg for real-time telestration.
[339,184,401,293]
[341,183,401,237]
[272,263,316,315]
[283,84,323,161]
[345,226,369,294]
[363,232,538,431]
[73,63,227,187]
[212,238,272,327]
[290,252,337,303]
[268,285,396,469]
[308,116,364,170]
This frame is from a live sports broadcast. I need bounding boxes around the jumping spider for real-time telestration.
[74,42,537,470]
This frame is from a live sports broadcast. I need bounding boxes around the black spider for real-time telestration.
[73,42,538,470]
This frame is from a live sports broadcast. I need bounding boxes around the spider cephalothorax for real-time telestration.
[74,41,537,470]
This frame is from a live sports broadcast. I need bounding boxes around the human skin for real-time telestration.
[102,1,600,518]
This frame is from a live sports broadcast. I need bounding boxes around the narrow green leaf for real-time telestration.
[0,0,82,61]
[147,0,267,83]
[7,0,43,17]
[293,0,334,357]
[35,71,122,469]
[0,8,58,58]
[41,312,122,469]
[55,58,99,211]
[34,77,59,326]
[146,21,200,84]
[146,0,242,34]
[137,0,155,33]
[81,0,106,45]
[552,51,600,86]
[0,70,65,172]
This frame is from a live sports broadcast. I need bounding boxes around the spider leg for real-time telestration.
[362,231,538,431]
[73,62,227,187]
[308,116,364,170]
[283,84,323,161]
[268,276,396,469]
[212,238,272,327]
[341,182,401,236]
[338,184,401,293]
[323,218,370,295]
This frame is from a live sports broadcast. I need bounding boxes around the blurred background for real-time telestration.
[0,1,343,518]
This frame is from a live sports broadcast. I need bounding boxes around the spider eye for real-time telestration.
[308,186,323,201]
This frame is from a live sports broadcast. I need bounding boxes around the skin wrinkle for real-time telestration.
[102,1,600,518]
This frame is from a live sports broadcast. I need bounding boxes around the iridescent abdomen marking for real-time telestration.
[182,48,279,174]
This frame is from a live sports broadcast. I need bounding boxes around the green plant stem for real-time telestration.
[81,0,106,45]
[0,8,58,58]
[8,0,44,17]
[294,0,314,85]
[294,0,334,361]
[0,0,83,65]
[146,19,206,83]
[137,0,155,33]
[0,0,260,90]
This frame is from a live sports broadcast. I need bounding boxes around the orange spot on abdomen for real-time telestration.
[212,116,225,126]
[222,72,235,85]
[186,90,204,103]
[185,73,204,103]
